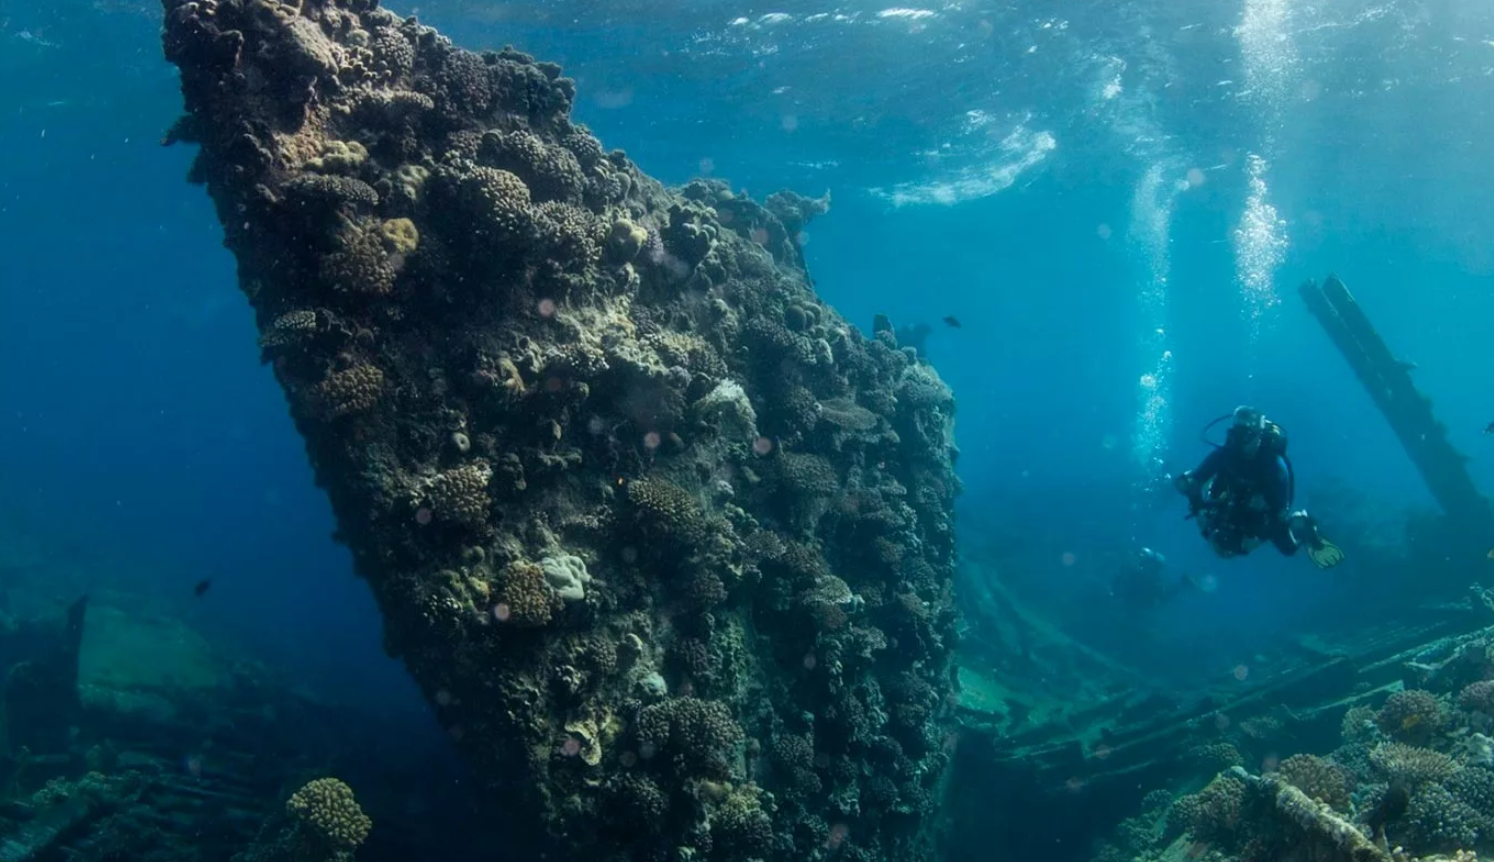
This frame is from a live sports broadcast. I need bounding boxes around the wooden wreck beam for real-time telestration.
[983,616,1469,784]
[1299,275,1494,542]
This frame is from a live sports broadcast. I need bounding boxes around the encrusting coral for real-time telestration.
[160,2,961,861]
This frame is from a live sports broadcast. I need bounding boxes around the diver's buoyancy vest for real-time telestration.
[1208,423,1295,512]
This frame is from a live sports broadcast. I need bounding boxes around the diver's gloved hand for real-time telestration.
[1174,471,1205,519]
[1174,472,1204,507]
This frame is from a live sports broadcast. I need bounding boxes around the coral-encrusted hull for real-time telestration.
[161,1,962,859]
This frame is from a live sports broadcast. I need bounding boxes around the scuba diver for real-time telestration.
[1110,547,1198,610]
[1173,406,1345,569]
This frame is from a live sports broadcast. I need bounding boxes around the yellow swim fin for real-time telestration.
[1307,537,1345,569]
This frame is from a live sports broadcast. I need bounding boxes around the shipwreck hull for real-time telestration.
[159,1,961,860]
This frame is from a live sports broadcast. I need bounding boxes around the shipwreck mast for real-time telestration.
[1299,274,1494,548]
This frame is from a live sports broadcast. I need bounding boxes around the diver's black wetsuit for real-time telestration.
[1187,443,1300,557]
[1177,407,1343,569]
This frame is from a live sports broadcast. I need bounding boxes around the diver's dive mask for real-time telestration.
[1229,405,1267,455]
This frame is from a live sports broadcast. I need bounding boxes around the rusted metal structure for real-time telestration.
[1300,274,1494,546]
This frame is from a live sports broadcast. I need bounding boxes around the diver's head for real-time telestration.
[1228,405,1267,455]
[1232,405,1265,432]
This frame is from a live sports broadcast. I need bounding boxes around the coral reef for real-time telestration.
[1379,689,1448,745]
[1093,652,1494,862]
[159,2,961,861]
[1274,753,1352,812]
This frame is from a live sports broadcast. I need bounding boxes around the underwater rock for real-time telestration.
[159,2,961,861]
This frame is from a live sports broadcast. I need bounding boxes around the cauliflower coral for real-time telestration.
[287,777,372,857]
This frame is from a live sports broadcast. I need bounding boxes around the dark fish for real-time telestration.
[193,579,212,597]
[1485,420,1494,435]
[942,315,962,328]
[1365,778,1410,848]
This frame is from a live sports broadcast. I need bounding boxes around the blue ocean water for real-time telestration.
[3,0,1494,853]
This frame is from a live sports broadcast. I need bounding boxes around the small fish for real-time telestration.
[942,315,962,328]
[1484,420,1494,435]
[193,579,212,597]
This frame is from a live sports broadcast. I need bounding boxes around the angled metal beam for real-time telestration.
[1299,274,1494,542]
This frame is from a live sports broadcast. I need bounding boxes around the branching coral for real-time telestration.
[1182,774,1247,844]
[1369,742,1460,786]
[1460,681,1494,716]
[1343,704,1382,745]
[714,787,776,856]
[1272,753,1352,812]
[1378,689,1446,745]
[1405,784,1485,851]
[1188,741,1245,773]
[310,364,383,419]
[418,461,493,529]
[321,224,397,297]
[625,478,709,547]
[286,777,372,859]
[495,561,555,627]
[478,129,586,204]
[635,696,744,778]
